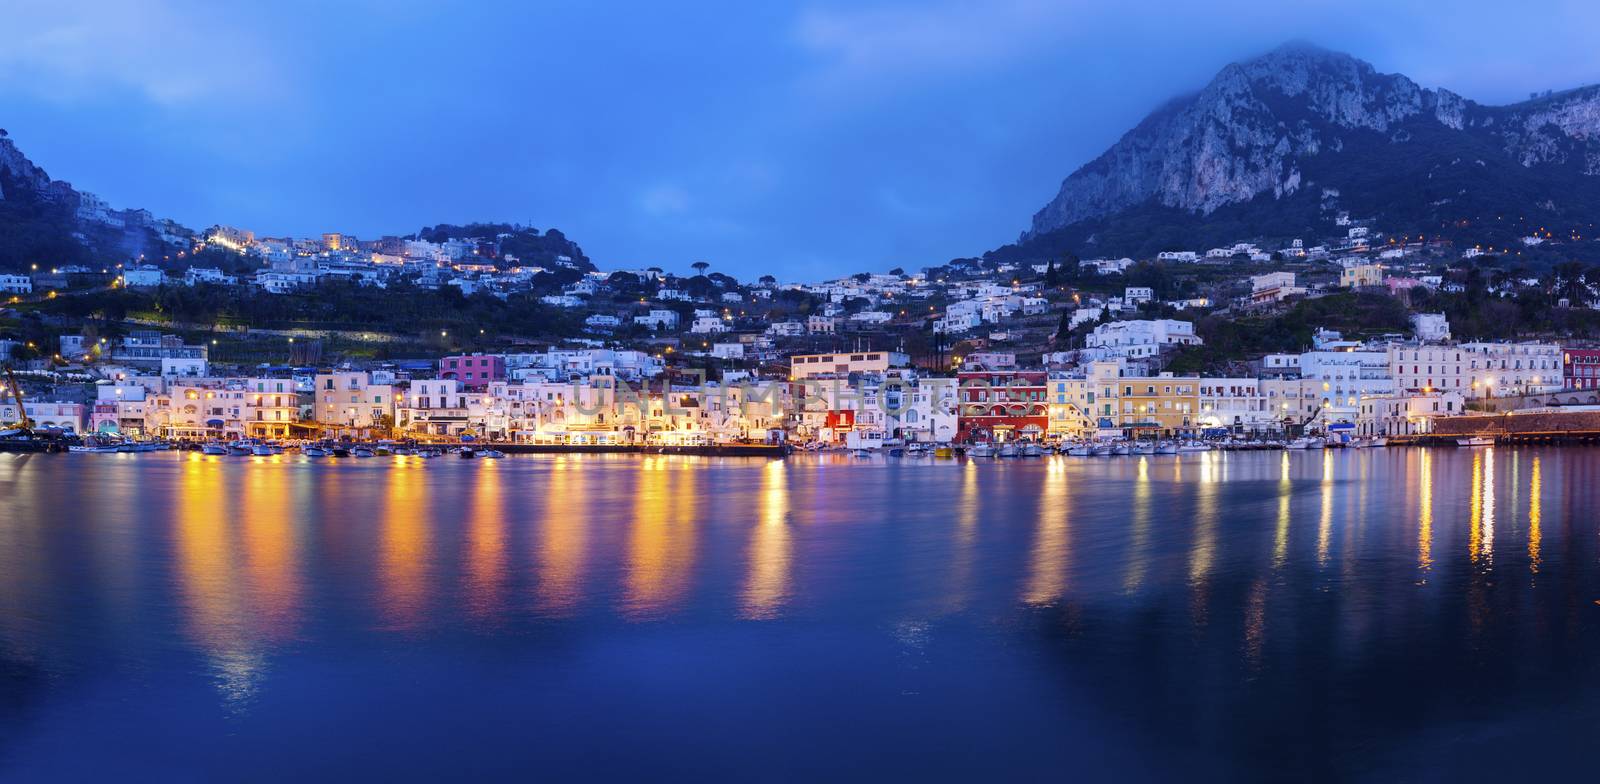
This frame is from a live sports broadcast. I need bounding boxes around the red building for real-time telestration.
[956,370,1047,443]
[1564,349,1600,389]
[440,354,506,391]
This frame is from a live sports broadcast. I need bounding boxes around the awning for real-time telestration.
[205,419,225,428]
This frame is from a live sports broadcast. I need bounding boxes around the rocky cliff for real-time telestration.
[1019,42,1600,256]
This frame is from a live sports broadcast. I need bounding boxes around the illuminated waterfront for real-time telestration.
[3,448,1600,779]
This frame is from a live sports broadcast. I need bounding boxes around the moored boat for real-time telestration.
[1456,435,1494,447]
[968,443,996,458]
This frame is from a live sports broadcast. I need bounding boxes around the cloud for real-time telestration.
[0,0,284,104]
[638,183,692,217]
[792,0,1096,87]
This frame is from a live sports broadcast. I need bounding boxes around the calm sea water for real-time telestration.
[2,448,1599,781]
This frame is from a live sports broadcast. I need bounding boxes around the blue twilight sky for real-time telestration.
[5,1,1600,280]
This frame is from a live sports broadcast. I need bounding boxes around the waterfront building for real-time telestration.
[0,401,86,431]
[398,378,480,437]
[440,354,506,390]
[1565,348,1600,390]
[1356,390,1464,437]
[955,370,1048,443]
[244,378,300,438]
[1388,342,1562,398]
[1196,378,1271,433]
[314,372,395,432]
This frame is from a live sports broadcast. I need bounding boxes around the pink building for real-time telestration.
[440,354,506,390]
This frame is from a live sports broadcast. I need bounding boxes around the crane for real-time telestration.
[3,363,32,431]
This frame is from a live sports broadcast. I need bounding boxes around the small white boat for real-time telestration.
[1090,443,1113,456]
[302,446,328,457]
[851,448,873,458]
[1457,436,1494,447]
[352,447,376,458]
[1064,443,1093,457]
[997,443,1020,458]
[1111,442,1132,456]
[1371,437,1388,448]
[1177,442,1210,453]
[251,444,275,456]
[201,443,229,456]
[968,443,996,458]
[1285,438,1311,450]
[480,449,505,459]
[1156,442,1178,455]
[1021,443,1044,457]
[1132,441,1156,455]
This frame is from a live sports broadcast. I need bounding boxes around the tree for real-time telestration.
[1054,307,1072,344]
[691,261,709,276]
[1044,257,1058,288]
[758,274,776,286]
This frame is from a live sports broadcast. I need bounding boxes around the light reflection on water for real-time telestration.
[3,448,1600,779]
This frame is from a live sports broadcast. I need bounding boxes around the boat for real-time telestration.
[1090,443,1113,456]
[330,446,351,458]
[1131,441,1156,455]
[1156,442,1178,455]
[251,444,275,456]
[968,443,996,458]
[1177,442,1210,453]
[934,446,955,459]
[1371,437,1388,448]
[1285,438,1311,450]
[302,445,328,457]
[1110,442,1132,456]
[887,447,905,458]
[997,443,1020,458]
[1021,443,1043,457]
[1064,443,1093,457]
[352,447,376,458]
[199,442,229,456]
[480,449,505,459]
[416,448,440,459]
[1457,436,1495,447]
[457,447,477,459]
[851,448,873,458]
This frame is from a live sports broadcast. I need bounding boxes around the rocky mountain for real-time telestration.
[0,129,191,272]
[1010,42,1600,260]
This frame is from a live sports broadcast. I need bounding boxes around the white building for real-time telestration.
[634,309,680,330]
[0,274,33,294]
[121,266,166,288]
[690,315,730,334]
[1411,313,1450,342]
[1085,319,1202,359]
